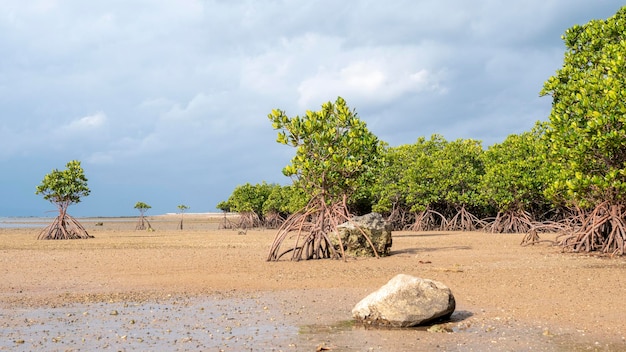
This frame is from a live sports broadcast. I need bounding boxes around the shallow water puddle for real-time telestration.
[2,298,625,351]
[0,297,298,351]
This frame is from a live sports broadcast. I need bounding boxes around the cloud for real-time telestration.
[84,90,260,165]
[297,59,446,109]
[241,30,450,113]
[0,1,624,216]
[57,111,106,133]
[48,111,109,150]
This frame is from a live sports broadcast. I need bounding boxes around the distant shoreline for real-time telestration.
[0,213,239,229]
[1,212,237,219]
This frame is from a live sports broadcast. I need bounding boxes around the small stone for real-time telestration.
[427,324,453,333]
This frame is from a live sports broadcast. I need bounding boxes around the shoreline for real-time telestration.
[1,226,625,350]
[1,212,237,219]
[0,213,238,229]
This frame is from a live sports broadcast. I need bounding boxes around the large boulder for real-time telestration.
[333,212,392,257]
[352,274,456,327]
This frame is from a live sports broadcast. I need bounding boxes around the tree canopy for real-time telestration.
[267,97,384,261]
[479,124,554,232]
[219,7,626,257]
[35,160,91,240]
[540,7,626,208]
[36,160,90,211]
[269,96,382,205]
[540,6,626,254]
[134,201,152,230]
[134,202,152,215]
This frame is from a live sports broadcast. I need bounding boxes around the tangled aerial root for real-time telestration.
[266,198,378,261]
[219,212,264,231]
[135,216,152,231]
[263,211,285,229]
[484,210,534,234]
[445,206,484,231]
[218,212,238,230]
[556,202,626,255]
[520,202,626,256]
[407,209,447,232]
[38,213,92,240]
[385,207,411,231]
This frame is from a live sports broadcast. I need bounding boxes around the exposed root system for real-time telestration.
[519,221,565,246]
[263,211,285,229]
[38,213,92,240]
[385,206,412,231]
[135,216,152,231]
[556,202,626,255]
[237,212,263,230]
[485,210,534,234]
[445,206,484,231]
[219,212,268,231]
[267,198,378,261]
[219,212,239,230]
[407,209,447,231]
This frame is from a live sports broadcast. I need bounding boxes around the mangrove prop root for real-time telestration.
[555,202,626,255]
[219,212,265,231]
[135,216,153,231]
[485,210,534,234]
[263,211,285,229]
[267,197,378,261]
[408,209,447,232]
[38,213,92,240]
[219,213,238,230]
[445,206,484,231]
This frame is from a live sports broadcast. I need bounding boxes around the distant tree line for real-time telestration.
[217,125,554,234]
[219,6,626,256]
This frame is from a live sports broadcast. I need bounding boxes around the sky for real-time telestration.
[0,1,623,217]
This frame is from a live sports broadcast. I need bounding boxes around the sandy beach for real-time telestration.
[1,214,625,351]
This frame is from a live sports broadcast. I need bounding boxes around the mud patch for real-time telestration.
[0,296,297,351]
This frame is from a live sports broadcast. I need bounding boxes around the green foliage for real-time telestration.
[480,123,553,212]
[36,160,90,211]
[134,201,151,215]
[373,135,447,214]
[216,200,230,212]
[269,96,382,204]
[176,204,189,230]
[404,135,448,212]
[433,138,485,208]
[372,135,485,215]
[262,184,308,216]
[541,6,626,208]
[221,182,274,215]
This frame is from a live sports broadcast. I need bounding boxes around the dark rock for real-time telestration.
[334,212,392,257]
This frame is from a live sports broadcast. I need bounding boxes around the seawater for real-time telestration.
[0,296,299,351]
[0,217,137,229]
[0,217,52,229]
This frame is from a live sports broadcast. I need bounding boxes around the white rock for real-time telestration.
[352,274,455,327]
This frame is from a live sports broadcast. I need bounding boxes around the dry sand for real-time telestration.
[0,214,625,351]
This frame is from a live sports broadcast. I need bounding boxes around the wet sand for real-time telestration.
[1,215,625,351]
